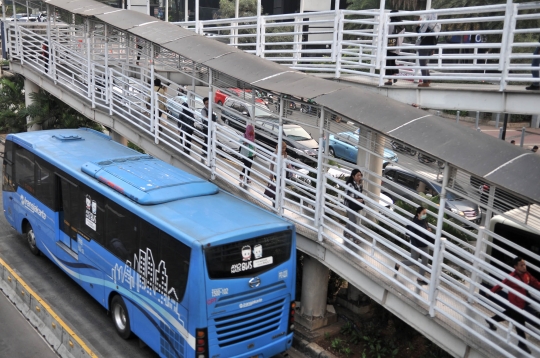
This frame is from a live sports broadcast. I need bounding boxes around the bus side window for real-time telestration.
[14,145,35,195]
[160,231,190,302]
[34,157,56,209]
[3,141,15,192]
[59,178,80,240]
[104,199,138,264]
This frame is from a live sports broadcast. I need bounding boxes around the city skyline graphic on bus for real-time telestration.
[111,247,185,324]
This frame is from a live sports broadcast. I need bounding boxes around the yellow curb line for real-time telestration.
[0,257,99,358]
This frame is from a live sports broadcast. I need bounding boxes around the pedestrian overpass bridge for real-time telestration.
[3,1,540,357]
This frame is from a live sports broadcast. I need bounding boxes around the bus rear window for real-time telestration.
[205,231,292,279]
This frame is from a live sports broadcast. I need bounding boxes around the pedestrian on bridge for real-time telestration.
[201,97,217,161]
[177,89,194,154]
[416,14,440,88]
[486,257,540,354]
[239,124,256,185]
[395,206,432,286]
[343,169,364,241]
[385,10,405,86]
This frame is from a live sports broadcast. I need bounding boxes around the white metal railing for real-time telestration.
[5,9,540,357]
[174,3,540,91]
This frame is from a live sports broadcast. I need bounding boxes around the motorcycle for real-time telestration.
[418,153,445,168]
[391,141,417,156]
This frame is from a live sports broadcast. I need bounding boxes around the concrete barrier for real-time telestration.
[0,258,98,358]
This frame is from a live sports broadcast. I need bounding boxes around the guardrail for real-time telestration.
[174,3,540,91]
[5,14,540,357]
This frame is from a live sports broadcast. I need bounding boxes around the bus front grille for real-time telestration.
[213,298,285,347]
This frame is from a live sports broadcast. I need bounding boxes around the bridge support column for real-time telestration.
[533,114,540,129]
[297,255,336,331]
[356,130,384,223]
[110,131,128,146]
[24,79,41,131]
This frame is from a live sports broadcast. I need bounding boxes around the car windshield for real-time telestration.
[431,183,466,200]
[284,126,312,141]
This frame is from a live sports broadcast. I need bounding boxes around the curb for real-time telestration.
[293,335,339,358]
[0,258,98,358]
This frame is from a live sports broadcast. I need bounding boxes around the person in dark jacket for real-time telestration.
[343,169,364,240]
[385,10,405,86]
[200,97,217,161]
[415,13,439,88]
[395,206,432,285]
[177,98,194,154]
[486,257,540,354]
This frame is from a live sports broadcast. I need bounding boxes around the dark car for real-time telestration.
[383,166,482,225]
[255,119,319,162]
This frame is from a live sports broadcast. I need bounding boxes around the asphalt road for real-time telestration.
[0,290,60,358]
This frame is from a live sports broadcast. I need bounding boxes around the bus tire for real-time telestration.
[111,295,132,339]
[26,224,40,256]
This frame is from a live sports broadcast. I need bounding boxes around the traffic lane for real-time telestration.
[0,192,158,357]
[0,290,59,358]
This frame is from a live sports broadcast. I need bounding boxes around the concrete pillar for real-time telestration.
[355,130,384,223]
[110,131,128,146]
[24,79,41,132]
[533,114,540,129]
[297,255,336,330]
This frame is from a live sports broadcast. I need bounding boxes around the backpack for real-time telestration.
[424,22,441,45]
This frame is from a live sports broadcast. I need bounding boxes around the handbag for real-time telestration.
[264,182,276,200]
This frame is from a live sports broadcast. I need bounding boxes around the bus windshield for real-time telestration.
[205,230,292,279]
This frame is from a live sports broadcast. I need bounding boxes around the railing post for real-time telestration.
[468,227,486,302]
[259,16,266,59]
[315,106,325,241]
[208,68,216,175]
[104,24,109,105]
[334,11,344,79]
[276,95,284,214]
[46,4,52,78]
[293,14,301,66]
[499,1,516,92]
[86,18,92,99]
[150,43,156,136]
[428,164,450,317]
[378,13,388,87]
[331,10,339,62]
[108,67,114,115]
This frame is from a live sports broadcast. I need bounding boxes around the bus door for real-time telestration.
[58,175,79,254]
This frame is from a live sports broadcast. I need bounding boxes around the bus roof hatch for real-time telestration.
[81,157,218,204]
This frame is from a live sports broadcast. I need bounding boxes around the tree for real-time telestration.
[347,0,425,11]
[219,0,261,18]
[0,75,27,133]
[25,89,103,131]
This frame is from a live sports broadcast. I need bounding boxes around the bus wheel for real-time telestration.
[111,295,132,339]
[26,225,40,256]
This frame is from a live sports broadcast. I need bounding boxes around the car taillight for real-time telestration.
[288,302,296,333]
[195,328,209,358]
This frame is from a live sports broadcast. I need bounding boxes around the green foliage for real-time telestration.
[219,0,260,18]
[0,74,103,134]
[0,75,27,133]
[128,141,145,153]
[25,90,103,132]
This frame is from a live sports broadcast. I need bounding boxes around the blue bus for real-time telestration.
[2,128,296,358]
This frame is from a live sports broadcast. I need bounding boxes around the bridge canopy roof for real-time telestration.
[36,0,540,203]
